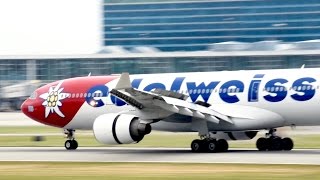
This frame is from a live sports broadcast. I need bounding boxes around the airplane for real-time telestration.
[21,68,320,152]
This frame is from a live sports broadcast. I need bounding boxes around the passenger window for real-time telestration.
[271,87,275,92]
[222,88,227,93]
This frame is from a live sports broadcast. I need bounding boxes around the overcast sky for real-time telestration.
[0,0,102,55]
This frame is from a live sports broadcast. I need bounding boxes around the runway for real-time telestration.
[0,147,320,165]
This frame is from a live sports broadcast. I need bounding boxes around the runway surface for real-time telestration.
[0,147,320,165]
[0,112,42,126]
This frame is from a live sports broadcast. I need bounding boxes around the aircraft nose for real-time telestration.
[21,99,34,116]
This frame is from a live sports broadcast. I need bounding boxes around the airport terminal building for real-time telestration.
[2,0,320,85]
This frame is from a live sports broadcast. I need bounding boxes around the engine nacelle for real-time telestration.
[211,131,258,141]
[93,113,151,144]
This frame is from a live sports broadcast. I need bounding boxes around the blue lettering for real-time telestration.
[248,74,264,102]
[263,78,288,102]
[219,80,244,103]
[86,85,108,107]
[291,77,316,101]
[170,77,185,91]
[187,81,220,103]
[132,79,143,89]
[143,83,166,91]
[111,78,143,106]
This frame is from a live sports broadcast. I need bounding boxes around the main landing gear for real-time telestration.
[256,129,294,151]
[64,129,78,150]
[191,138,229,153]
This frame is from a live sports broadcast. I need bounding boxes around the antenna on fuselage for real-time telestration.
[88,72,91,76]
[301,64,305,69]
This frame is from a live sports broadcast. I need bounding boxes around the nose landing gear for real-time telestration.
[256,129,293,151]
[64,129,78,150]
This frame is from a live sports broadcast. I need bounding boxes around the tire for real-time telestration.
[216,139,229,152]
[191,139,203,152]
[256,137,268,151]
[71,140,78,150]
[65,140,78,150]
[206,140,217,153]
[282,137,294,151]
[270,137,282,151]
[65,140,72,150]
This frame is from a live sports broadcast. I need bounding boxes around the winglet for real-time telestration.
[115,73,131,90]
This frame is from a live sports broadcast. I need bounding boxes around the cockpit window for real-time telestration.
[29,91,37,99]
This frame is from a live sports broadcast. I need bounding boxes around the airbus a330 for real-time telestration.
[21,68,318,152]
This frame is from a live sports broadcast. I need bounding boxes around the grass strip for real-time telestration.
[0,162,319,180]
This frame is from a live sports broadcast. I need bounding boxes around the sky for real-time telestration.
[0,0,102,55]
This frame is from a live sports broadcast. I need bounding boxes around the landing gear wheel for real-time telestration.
[270,137,282,151]
[64,129,78,150]
[206,140,217,153]
[216,139,229,152]
[256,137,268,151]
[65,140,72,150]
[256,129,294,151]
[191,139,203,152]
[282,137,294,151]
[190,138,229,153]
[65,140,78,150]
[72,140,78,149]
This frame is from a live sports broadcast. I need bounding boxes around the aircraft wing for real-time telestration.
[110,73,284,127]
[110,73,232,124]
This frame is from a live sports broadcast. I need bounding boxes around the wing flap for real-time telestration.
[161,96,233,123]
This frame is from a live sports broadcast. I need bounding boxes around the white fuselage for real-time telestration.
[64,68,320,131]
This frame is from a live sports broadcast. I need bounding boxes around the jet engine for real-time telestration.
[211,131,258,140]
[93,113,151,144]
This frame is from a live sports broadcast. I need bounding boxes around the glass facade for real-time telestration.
[1,0,320,86]
[1,53,320,85]
[104,0,320,51]
[0,60,27,85]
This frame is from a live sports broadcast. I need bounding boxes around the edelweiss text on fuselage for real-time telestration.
[85,74,316,107]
